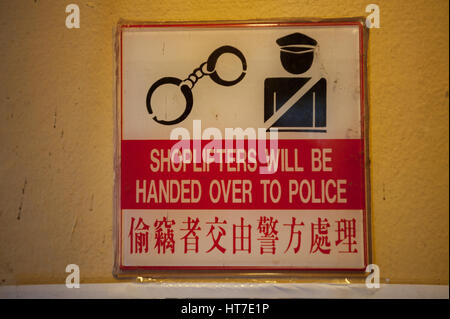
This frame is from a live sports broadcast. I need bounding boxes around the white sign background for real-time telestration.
[122,25,362,140]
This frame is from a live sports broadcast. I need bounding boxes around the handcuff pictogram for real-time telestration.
[146,45,247,125]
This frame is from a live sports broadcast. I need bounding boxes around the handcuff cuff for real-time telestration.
[146,45,247,125]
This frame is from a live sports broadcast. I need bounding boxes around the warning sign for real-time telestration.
[115,21,370,272]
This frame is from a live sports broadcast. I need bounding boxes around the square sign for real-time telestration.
[115,21,370,273]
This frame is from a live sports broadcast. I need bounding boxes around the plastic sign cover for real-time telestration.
[115,21,370,273]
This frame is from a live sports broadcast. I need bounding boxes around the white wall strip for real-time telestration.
[0,283,448,299]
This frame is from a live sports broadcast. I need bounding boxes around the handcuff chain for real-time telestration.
[182,62,212,89]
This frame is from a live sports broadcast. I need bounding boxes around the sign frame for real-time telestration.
[113,19,372,279]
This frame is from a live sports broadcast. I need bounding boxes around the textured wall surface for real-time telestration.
[0,0,448,285]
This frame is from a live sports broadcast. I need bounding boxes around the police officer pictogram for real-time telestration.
[264,33,327,132]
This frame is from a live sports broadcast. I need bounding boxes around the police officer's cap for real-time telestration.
[276,33,317,47]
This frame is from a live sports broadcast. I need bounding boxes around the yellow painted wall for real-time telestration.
[0,0,448,286]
